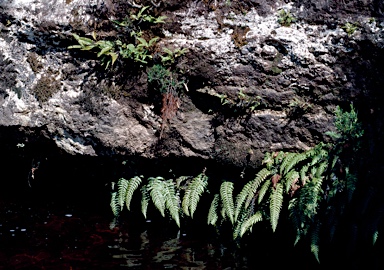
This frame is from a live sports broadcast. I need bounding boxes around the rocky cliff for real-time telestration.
[1,0,383,179]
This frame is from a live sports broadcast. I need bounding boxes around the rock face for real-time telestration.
[0,0,383,173]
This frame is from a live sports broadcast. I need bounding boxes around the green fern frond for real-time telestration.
[310,222,321,263]
[315,162,328,178]
[279,153,297,175]
[284,170,299,193]
[299,165,309,185]
[235,168,272,220]
[176,176,190,188]
[310,149,328,166]
[283,152,308,175]
[125,176,142,210]
[220,181,235,224]
[373,230,379,245]
[164,180,181,227]
[110,192,119,216]
[258,179,271,204]
[208,194,220,225]
[240,211,263,237]
[289,198,302,245]
[117,178,129,211]
[148,177,167,217]
[270,183,284,232]
[141,186,150,218]
[182,173,208,217]
[345,167,357,202]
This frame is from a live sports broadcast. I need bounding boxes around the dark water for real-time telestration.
[0,196,252,270]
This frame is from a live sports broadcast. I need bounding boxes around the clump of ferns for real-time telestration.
[207,142,332,261]
[110,170,209,228]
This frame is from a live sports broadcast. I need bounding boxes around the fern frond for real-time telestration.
[315,162,328,178]
[176,176,190,188]
[235,168,272,220]
[258,179,271,204]
[117,178,129,211]
[207,194,220,226]
[345,168,357,202]
[299,165,309,185]
[284,170,299,193]
[283,152,308,175]
[141,186,150,218]
[240,211,263,237]
[164,180,181,227]
[279,153,297,175]
[220,181,235,224]
[373,230,379,245]
[110,192,119,216]
[148,177,167,217]
[125,176,142,210]
[270,183,284,232]
[182,173,208,217]
[310,149,328,166]
[289,198,302,245]
[310,222,321,263]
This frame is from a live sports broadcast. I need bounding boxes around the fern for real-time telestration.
[235,168,272,220]
[164,180,181,227]
[117,178,129,211]
[182,173,208,217]
[279,153,297,175]
[310,222,321,263]
[315,162,328,178]
[220,181,235,224]
[147,177,167,217]
[125,176,142,210]
[110,191,119,216]
[270,183,284,232]
[299,165,309,185]
[283,152,308,175]
[258,179,271,204]
[207,194,220,226]
[240,211,263,237]
[284,170,300,193]
[141,186,150,218]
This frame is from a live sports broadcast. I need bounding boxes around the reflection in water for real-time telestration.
[0,200,250,269]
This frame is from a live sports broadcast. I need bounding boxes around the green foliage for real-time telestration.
[182,172,209,218]
[147,64,184,94]
[277,9,296,27]
[111,170,209,228]
[326,104,363,141]
[130,6,167,24]
[110,104,364,264]
[214,90,263,114]
[342,22,359,36]
[68,7,166,68]
[160,47,188,66]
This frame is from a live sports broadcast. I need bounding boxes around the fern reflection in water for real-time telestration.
[111,105,364,264]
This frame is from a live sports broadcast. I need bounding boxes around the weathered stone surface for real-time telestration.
[0,0,383,171]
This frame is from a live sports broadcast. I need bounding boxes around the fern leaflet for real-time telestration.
[284,170,299,194]
[182,173,208,217]
[117,178,129,211]
[110,191,119,216]
[207,194,220,226]
[258,179,271,204]
[148,177,167,217]
[240,211,263,237]
[270,183,284,232]
[310,222,321,263]
[141,186,150,218]
[235,168,272,220]
[125,176,142,210]
[164,180,181,227]
[220,181,235,224]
